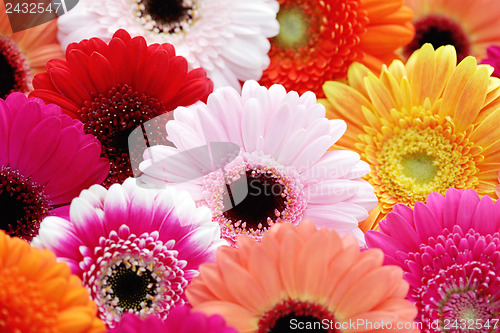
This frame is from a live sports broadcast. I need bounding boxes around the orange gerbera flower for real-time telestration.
[321,43,500,231]
[0,230,105,332]
[186,220,417,333]
[403,0,500,62]
[259,0,415,97]
[0,0,63,98]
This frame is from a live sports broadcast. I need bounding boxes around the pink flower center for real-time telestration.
[441,291,497,332]
[0,36,31,99]
[79,84,168,187]
[0,166,50,241]
[258,299,336,333]
[203,154,306,245]
[407,227,500,332]
[404,15,471,61]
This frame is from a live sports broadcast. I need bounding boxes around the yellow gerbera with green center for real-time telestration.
[321,43,500,231]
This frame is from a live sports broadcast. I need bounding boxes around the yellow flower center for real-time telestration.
[365,110,481,208]
[401,153,437,184]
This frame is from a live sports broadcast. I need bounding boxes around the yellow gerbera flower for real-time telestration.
[321,43,500,231]
[0,230,105,332]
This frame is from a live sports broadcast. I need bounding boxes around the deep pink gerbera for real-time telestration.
[30,29,213,187]
[0,92,108,242]
[32,178,225,328]
[481,45,500,78]
[107,306,238,333]
[366,189,500,332]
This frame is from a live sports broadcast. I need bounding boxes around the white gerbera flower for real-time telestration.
[57,0,280,90]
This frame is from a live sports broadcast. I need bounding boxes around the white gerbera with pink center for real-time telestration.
[139,81,378,245]
[32,178,225,328]
[57,0,279,90]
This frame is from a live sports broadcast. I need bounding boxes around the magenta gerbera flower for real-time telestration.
[481,45,500,78]
[107,306,238,333]
[139,80,377,246]
[32,178,225,328]
[366,189,500,332]
[0,92,109,242]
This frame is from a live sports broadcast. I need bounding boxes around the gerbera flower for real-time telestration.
[321,43,500,231]
[403,0,500,62]
[139,80,377,246]
[107,306,238,333]
[0,230,105,332]
[32,178,225,328]
[0,92,108,242]
[29,29,213,187]
[0,0,64,98]
[258,0,414,97]
[481,45,500,78]
[186,220,418,333]
[366,189,500,332]
[55,0,279,90]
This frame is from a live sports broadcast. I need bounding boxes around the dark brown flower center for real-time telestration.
[404,15,471,61]
[107,263,157,312]
[222,170,287,231]
[0,36,31,99]
[79,84,169,187]
[0,166,50,241]
[133,0,197,34]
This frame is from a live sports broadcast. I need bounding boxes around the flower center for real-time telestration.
[83,229,188,326]
[133,0,199,35]
[0,166,50,241]
[407,228,500,332]
[275,7,311,50]
[0,36,31,99]
[262,0,369,96]
[106,263,157,312]
[79,84,168,187]
[222,170,287,229]
[401,153,437,184]
[258,299,336,333]
[404,15,471,62]
[371,115,479,207]
[203,154,306,245]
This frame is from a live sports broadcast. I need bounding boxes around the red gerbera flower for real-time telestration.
[259,0,414,97]
[30,29,213,187]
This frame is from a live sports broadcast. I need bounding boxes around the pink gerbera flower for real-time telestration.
[0,92,108,242]
[481,45,500,78]
[140,80,377,246]
[32,178,225,328]
[107,306,238,333]
[366,189,500,332]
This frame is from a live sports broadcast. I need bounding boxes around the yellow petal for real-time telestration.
[454,66,489,132]
[440,56,478,118]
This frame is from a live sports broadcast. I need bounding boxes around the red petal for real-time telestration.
[49,67,91,105]
[107,37,132,84]
[112,29,132,43]
[32,72,58,91]
[66,49,97,94]
[88,52,117,92]
[135,49,171,97]
[29,89,80,116]
[159,56,188,102]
